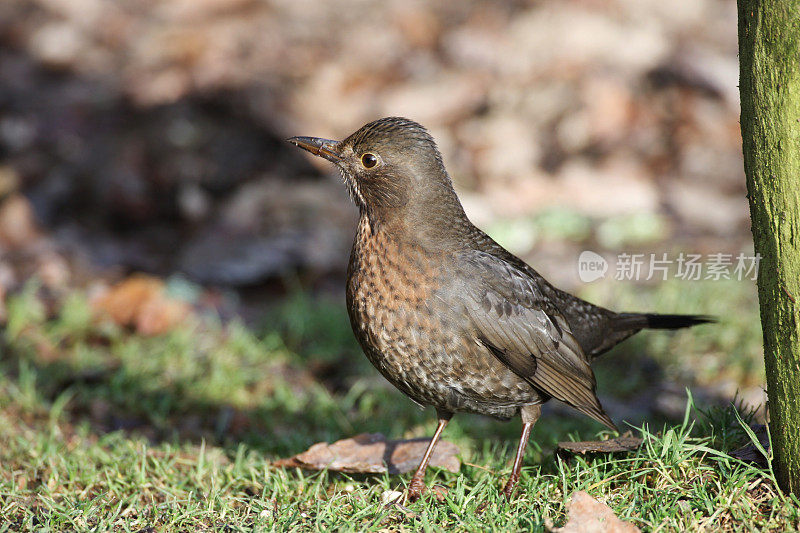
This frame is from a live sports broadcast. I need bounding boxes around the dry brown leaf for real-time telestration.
[557,436,643,455]
[91,275,191,335]
[430,484,449,502]
[274,433,460,475]
[551,491,641,533]
[135,295,191,336]
[92,276,164,325]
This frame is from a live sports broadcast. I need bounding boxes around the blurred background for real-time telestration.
[0,0,762,452]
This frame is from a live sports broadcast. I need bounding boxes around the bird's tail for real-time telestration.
[613,313,715,332]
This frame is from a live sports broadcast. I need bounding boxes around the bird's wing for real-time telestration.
[468,228,623,357]
[453,250,616,430]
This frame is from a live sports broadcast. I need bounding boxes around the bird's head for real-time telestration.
[289,117,462,220]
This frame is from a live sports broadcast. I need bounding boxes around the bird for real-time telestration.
[288,117,712,500]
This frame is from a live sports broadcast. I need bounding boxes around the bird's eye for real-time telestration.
[361,153,378,169]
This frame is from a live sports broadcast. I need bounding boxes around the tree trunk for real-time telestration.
[737,0,800,493]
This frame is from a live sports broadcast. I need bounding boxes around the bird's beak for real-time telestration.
[287,136,343,163]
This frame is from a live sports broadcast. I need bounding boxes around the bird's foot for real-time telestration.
[406,476,427,502]
[502,475,519,499]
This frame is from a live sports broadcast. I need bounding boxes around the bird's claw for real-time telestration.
[502,475,519,499]
[406,477,427,502]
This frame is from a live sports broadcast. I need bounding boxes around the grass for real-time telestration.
[0,278,796,531]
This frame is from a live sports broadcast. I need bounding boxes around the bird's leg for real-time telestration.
[407,410,452,502]
[503,404,541,499]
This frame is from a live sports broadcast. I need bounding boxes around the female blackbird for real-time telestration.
[289,117,710,499]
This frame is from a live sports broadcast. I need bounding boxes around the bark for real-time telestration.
[738,0,800,493]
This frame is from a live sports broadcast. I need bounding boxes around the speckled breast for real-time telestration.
[345,216,542,418]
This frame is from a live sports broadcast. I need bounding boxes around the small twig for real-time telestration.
[462,461,496,474]
[781,284,796,304]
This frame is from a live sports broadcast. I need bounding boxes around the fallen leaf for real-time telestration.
[381,490,404,505]
[430,484,449,502]
[730,424,770,468]
[551,491,641,533]
[92,276,163,325]
[274,433,460,475]
[557,436,643,455]
[136,295,191,336]
[91,275,191,335]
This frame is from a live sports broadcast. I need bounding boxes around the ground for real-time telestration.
[0,279,795,531]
